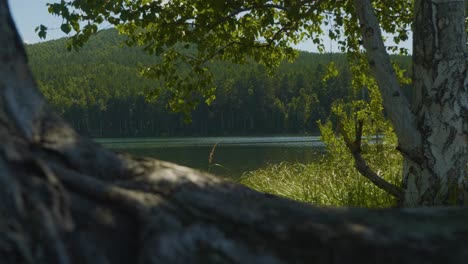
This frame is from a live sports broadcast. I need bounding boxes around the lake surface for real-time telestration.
[95,136,326,178]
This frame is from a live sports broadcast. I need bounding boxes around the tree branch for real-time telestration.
[353,0,421,153]
[338,120,402,198]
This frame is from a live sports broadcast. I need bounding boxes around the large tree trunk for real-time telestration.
[355,0,468,206]
[1,1,468,263]
[406,0,468,205]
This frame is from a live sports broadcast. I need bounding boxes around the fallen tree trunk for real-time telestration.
[1,1,468,263]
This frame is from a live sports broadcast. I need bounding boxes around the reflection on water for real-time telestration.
[95,136,325,178]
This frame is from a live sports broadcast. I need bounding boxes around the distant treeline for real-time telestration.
[26,29,408,137]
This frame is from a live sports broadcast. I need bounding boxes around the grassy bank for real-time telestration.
[239,151,402,208]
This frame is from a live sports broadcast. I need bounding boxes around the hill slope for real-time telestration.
[27,29,355,137]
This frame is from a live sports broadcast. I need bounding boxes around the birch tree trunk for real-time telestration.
[406,0,468,205]
[355,0,468,206]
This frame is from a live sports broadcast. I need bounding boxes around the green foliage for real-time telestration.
[43,0,413,114]
[241,49,406,208]
[39,1,414,203]
[239,49,406,207]
[240,129,402,208]
[240,148,401,207]
[27,29,372,137]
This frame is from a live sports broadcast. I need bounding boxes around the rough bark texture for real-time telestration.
[408,0,468,205]
[354,0,468,206]
[1,1,468,263]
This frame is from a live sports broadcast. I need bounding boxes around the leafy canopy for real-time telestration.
[40,0,412,114]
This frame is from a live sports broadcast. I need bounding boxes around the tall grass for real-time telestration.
[239,149,402,208]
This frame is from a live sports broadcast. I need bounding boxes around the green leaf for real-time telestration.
[61,23,72,34]
[36,24,48,39]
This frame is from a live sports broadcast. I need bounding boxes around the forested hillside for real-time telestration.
[27,29,380,137]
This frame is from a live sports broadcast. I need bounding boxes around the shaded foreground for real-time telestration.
[3,135,468,263]
[1,1,468,263]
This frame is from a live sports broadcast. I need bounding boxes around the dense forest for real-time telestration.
[26,29,403,137]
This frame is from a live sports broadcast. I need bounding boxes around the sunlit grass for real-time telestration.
[239,150,402,208]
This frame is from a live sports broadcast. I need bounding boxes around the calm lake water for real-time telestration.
[95,136,326,178]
